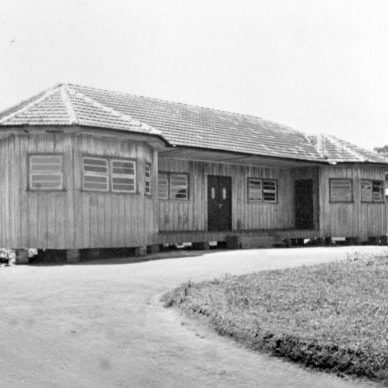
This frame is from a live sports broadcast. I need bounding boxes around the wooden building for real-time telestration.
[0,83,387,263]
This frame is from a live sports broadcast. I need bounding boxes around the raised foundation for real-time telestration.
[66,249,80,263]
[226,235,240,249]
[147,244,160,254]
[86,248,101,259]
[134,246,147,257]
[192,242,210,250]
[15,249,29,265]
[380,236,388,245]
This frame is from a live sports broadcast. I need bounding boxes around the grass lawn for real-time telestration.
[163,255,388,384]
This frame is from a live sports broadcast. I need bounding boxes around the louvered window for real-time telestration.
[248,178,277,202]
[158,173,189,200]
[29,154,63,191]
[248,179,262,201]
[158,173,169,199]
[111,159,136,193]
[263,180,277,202]
[83,157,109,192]
[145,164,152,195]
[170,174,189,200]
[361,180,384,202]
[330,179,352,202]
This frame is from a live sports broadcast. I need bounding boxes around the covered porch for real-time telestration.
[157,147,323,248]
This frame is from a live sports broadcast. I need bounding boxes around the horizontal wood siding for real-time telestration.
[0,133,158,249]
[319,165,387,238]
[158,158,295,232]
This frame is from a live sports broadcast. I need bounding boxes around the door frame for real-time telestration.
[207,175,232,232]
[294,179,315,229]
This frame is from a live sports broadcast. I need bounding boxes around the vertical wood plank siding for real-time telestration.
[319,165,387,238]
[0,133,386,250]
[158,157,295,232]
[0,134,158,249]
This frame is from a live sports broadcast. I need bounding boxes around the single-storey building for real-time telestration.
[0,83,387,263]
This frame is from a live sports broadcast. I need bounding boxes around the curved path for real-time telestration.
[0,246,385,387]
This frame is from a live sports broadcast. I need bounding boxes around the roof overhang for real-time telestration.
[0,124,171,151]
[160,145,327,168]
[329,160,388,168]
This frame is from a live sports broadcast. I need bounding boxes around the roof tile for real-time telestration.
[0,83,386,164]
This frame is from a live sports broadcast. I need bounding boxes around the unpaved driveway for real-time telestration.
[0,246,386,388]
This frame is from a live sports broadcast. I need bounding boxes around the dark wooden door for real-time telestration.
[208,176,232,231]
[295,179,314,229]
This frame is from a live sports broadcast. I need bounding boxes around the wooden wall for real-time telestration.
[1,133,386,249]
[158,157,295,232]
[0,133,158,249]
[319,165,387,239]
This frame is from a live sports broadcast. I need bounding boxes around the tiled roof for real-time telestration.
[0,84,161,137]
[0,83,386,164]
[307,134,388,164]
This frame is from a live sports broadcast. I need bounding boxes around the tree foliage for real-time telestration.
[374,145,388,154]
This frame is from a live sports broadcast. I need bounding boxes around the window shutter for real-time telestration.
[158,173,169,199]
[111,160,136,193]
[29,155,63,191]
[170,174,189,200]
[145,164,152,195]
[83,157,109,192]
[330,179,352,202]
[248,179,262,201]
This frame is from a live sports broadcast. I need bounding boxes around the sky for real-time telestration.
[1,0,388,150]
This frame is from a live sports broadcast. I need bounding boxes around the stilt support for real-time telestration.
[226,235,240,249]
[192,242,210,250]
[134,246,147,257]
[66,249,80,263]
[15,249,29,265]
[380,236,388,245]
[147,245,160,254]
[87,249,101,259]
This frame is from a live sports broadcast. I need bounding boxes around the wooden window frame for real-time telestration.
[28,153,64,191]
[82,156,110,193]
[247,177,278,203]
[158,172,190,201]
[247,178,262,201]
[361,179,384,203]
[145,163,152,196]
[329,178,353,203]
[169,173,189,200]
[262,179,278,203]
[82,155,138,195]
[158,172,169,200]
[111,159,137,194]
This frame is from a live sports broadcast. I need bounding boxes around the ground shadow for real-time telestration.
[29,248,223,266]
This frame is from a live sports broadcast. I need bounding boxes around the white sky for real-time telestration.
[1,0,388,150]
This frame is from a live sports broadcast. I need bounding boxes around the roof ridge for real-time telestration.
[60,85,78,125]
[324,134,367,162]
[65,84,328,144]
[0,84,63,125]
[66,83,312,131]
[66,85,161,135]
